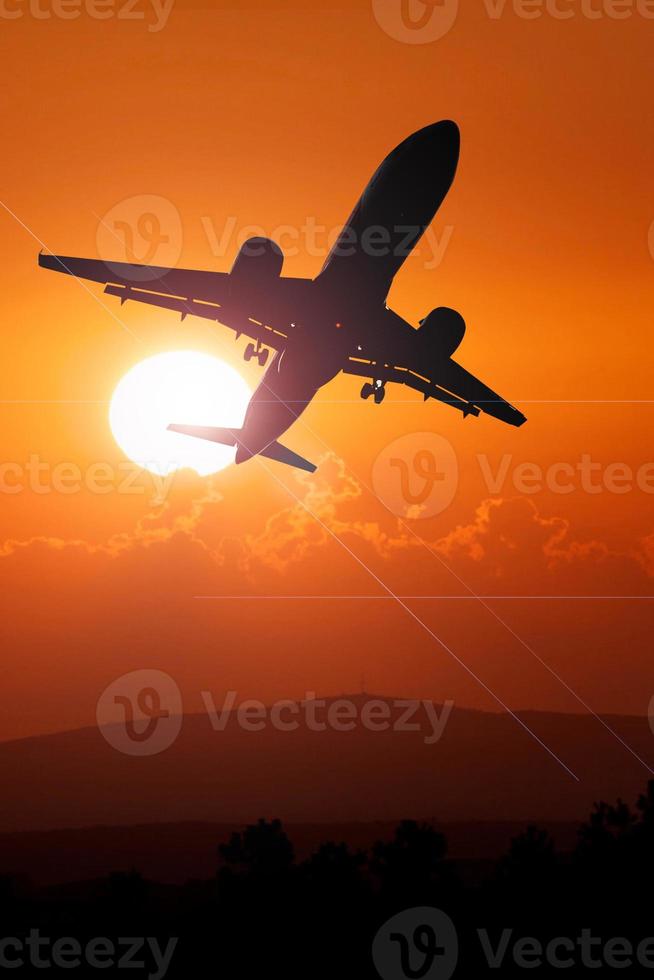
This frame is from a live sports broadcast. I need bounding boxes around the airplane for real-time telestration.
[39,120,526,474]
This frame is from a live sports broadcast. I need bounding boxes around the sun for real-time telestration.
[109,351,252,476]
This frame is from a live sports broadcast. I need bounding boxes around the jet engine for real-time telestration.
[418,307,466,358]
[230,237,284,284]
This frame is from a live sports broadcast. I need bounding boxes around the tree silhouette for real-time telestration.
[7,781,654,975]
[575,796,635,897]
[571,780,654,922]
[498,825,556,885]
[371,820,451,904]
[301,840,368,908]
[219,818,294,877]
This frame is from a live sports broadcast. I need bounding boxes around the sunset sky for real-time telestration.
[2,0,654,748]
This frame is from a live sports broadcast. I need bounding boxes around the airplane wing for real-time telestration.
[38,253,292,352]
[425,358,526,426]
[344,355,526,427]
[317,121,460,303]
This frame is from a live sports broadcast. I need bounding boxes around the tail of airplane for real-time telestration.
[167,424,317,474]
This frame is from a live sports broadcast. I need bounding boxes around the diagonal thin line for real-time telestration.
[368,499,654,775]
[203,316,654,776]
[8,195,617,779]
[156,275,610,782]
[0,197,144,345]
[340,460,654,775]
[175,386,578,779]
[244,449,579,781]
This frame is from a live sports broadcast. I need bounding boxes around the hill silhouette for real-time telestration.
[1,695,652,833]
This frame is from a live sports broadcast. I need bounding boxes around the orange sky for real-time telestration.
[1,1,654,743]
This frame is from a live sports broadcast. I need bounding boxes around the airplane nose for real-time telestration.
[440,119,460,138]
[402,119,460,172]
[427,119,460,155]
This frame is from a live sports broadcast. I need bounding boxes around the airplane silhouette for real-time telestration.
[39,120,526,474]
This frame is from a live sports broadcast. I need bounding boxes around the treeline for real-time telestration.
[2,781,654,976]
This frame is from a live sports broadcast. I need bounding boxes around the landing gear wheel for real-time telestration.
[257,349,269,368]
[360,382,375,401]
[244,342,256,362]
[374,386,386,405]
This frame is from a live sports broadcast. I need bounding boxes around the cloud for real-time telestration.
[428,496,652,595]
[2,455,654,738]
[0,476,223,561]
[2,456,652,594]
[244,454,360,573]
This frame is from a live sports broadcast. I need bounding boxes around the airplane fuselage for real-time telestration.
[235,285,414,462]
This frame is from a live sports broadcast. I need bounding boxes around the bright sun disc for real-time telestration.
[109,351,252,476]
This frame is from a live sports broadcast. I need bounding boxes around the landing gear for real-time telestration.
[244,342,269,368]
[360,380,386,404]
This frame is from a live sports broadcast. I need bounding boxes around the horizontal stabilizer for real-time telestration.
[259,441,316,473]
[167,424,237,447]
[167,425,316,474]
